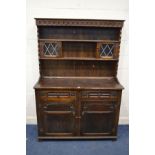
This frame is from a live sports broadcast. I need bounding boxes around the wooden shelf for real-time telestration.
[39,57,118,61]
[39,39,120,43]
[34,77,124,90]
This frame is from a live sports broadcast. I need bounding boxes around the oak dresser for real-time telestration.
[34,18,124,140]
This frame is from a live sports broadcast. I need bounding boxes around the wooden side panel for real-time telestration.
[35,90,45,136]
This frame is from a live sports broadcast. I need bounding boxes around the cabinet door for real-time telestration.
[96,42,119,59]
[43,112,75,136]
[40,91,76,136]
[39,40,62,58]
[81,101,117,136]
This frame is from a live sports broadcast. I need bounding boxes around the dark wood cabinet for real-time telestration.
[34,18,124,140]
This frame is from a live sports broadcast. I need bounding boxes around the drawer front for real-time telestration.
[43,102,75,111]
[39,91,76,97]
[82,101,116,112]
[39,91,76,111]
[81,90,118,101]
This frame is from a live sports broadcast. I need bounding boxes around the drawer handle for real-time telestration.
[70,105,74,110]
[83,106,88,110]
[47,92,70,97]
[100,93,111,97]
[43,106,47,110]
[82,111,85,116]
[47,92,75,97]
[88,92,111,98]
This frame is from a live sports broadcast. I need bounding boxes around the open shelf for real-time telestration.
[39,57,118,61]
[39,39,120,43]
[38,26,121,41]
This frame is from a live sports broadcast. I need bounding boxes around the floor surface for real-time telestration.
[26,125,129,155]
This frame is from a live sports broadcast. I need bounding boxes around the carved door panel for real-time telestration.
[43,112,75,136]
[80,101,117,136]
[39,91,76,136]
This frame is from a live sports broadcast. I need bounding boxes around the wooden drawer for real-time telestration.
[38,91,76,112]
[82,101,116,112]
[39,91,76,102]
[43,102,75,112]
[81,90,118,101]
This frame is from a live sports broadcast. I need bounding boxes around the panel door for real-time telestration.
[39,91,76,136]
[43,112,75,136]
[80,100,117,136]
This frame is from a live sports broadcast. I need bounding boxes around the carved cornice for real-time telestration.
[35,18,124,28]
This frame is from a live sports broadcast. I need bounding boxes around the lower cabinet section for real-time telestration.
[35,90,122,139]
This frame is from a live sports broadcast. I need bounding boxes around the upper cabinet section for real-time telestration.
[36,19,124,60]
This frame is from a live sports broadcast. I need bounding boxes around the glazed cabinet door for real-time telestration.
[38,91,76,137]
